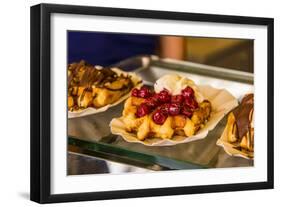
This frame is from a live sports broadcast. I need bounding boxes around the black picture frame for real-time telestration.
[30,3,274,204]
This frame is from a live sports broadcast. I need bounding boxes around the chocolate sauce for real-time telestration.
[68,60,120,88]
[241,93,254,105]
[67,60,85,88]
[232,94,254,144]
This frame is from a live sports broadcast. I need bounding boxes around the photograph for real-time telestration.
[67,31,254,175]
[2,0,280,206]
[30,3,273,203]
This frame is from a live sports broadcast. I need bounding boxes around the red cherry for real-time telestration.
[159,103,170,115]
[131,88,139,97]
[152,110,168,125]
[135,103,150,118]
[181,86,194,98]
[138,86,151,98]
[168,103,181,116]
[171,95,184,104]
[157,89,171,103]
[181,105,193,118]
[145,96,159,109]
[149,92,156,98]
[185,97,198,110]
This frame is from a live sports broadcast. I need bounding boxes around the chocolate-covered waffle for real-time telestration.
[226,93,254,155]
[68,60,142,112]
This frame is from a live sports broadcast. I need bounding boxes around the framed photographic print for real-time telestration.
[30,3,274,203]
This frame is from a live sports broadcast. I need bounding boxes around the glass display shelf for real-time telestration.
[68,56,254,171]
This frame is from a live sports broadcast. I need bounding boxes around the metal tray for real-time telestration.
[68,56,254,170]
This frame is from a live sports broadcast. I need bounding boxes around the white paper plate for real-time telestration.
[110,85,238,146]
[68,68,142,119]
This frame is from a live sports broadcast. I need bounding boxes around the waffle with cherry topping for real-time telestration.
[121,86,212,140]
